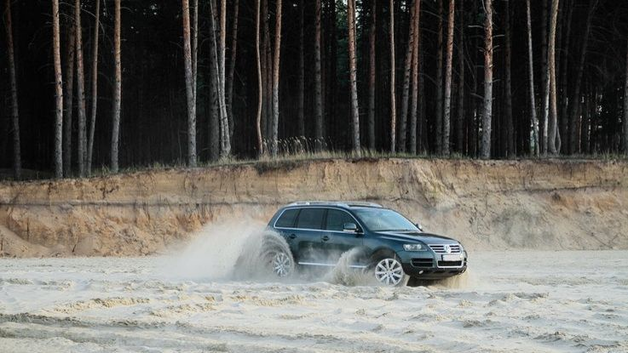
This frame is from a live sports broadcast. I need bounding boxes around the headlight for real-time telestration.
[403,244,425,251]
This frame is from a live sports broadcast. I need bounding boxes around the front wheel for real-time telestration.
[373,257,407,286]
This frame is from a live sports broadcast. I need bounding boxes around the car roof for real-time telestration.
[282,201,383,210]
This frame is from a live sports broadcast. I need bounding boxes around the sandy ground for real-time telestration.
[1,251,627,353]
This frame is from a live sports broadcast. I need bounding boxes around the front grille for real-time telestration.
[411,258,434,267]
[428,244,462,254]
[438,261,463,267]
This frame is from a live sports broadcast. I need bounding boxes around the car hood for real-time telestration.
[376,231,458,245]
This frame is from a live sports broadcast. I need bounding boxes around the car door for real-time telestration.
[320,208,365,265]
[272,208,301,257]
[291,208,326,264]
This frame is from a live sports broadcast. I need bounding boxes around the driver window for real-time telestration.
[325,209,355,231]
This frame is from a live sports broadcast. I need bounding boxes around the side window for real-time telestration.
[295,209,325,229]
[325,209,356,231]
[275,209,299,228]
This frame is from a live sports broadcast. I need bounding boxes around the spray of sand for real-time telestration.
[162,218,291,282]
[324,249,380,286]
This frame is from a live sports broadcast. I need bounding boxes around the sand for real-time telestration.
[0,250,626,353]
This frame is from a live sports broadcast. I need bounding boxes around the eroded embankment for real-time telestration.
[0,158,626,257]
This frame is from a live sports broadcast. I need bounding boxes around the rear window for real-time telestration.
[295,209,325,229]
[275,209,299,228]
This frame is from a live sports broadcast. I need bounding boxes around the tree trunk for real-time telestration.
[455,0,464,154]
[541,0,549,155]
[87,0,100,174]
[442,0,455,156]
[218,0,233,158]
[5,0,21,179]
[314,0,323,151]
[389,0,397,153]
[63,22,76,177]
[208,0,220,161]
[548,0,560,155]
[263,0,272,144]
[624,36,628,155]
[327,0,337,139]
[368,0,376,151]
[192,0,198,94]
[182,0,196,167]
[256,0,263,155]
[111,0,121,172]
[526,0,540,157]
[209,0,231,158]
[270,0,282,157]
[208,0,228,158]
[297,0,305,138]
[52,0,64,179]
[409,0,421,155]
[480,0,493,160]
[226,0,239,139]
[399,1,417,153]
[220,0,226,90]
[75,0,87,177]
[504,0,514,157]
[435,0,444,154]
[559,0,574,153]
[347,0,360,152]
[418,48,426,153]
[569,0,597,155]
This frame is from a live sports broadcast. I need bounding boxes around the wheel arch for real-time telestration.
[369,247,399,263]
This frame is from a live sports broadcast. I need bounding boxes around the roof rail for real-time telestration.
[285,201,382,208]
[344,201,383,208]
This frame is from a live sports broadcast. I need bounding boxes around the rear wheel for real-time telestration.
[373,257,407,286]
[270,251,294,278]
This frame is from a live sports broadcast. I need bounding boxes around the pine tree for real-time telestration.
[182,0,197,167]
[347,0,360,152]
[480,0,494,159]
[5,0,21,179]
[111,0,122,172]
[52,0,64,178]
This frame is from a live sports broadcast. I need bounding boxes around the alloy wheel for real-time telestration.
[374,258,404,286]
[272,252,293,277]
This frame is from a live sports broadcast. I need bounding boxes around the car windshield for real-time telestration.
[353,208,419,232]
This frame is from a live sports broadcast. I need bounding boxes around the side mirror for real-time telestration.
[343,222,359,232]
[415,223,424,232]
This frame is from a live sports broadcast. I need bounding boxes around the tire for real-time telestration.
[268,251,294,278]
[372,256,408,286]
[233,231,295,280]
[258,232,295,279]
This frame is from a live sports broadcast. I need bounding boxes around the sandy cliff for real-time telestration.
[0,158,626,257]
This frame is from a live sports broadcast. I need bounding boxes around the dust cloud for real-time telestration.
[324,248,379,286]
[161,218,276,281]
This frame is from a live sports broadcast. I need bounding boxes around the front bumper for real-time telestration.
[397,250,468,279]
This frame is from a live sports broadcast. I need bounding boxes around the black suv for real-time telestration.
[267,201,468,286]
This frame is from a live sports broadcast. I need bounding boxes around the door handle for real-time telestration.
[322,235,330,241]
[289,234,296,239]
